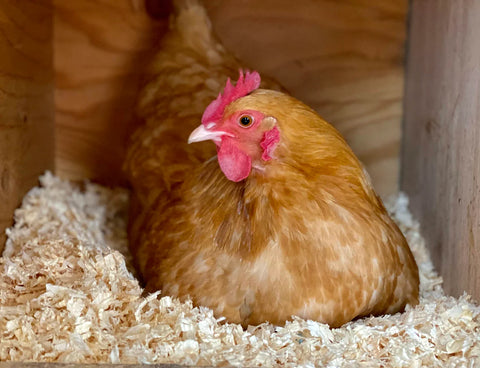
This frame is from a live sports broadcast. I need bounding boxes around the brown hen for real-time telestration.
[124,0,419,328]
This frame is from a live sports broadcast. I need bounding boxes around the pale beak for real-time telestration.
[188,124,234,144]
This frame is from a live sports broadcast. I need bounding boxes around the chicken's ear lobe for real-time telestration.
[262,116,277,130]
[260,117,280,161]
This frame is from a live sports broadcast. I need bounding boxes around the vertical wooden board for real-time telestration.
[402,0,480,300]
[54,0,167,185]
[0,0,54,251]
[204,0,407,198]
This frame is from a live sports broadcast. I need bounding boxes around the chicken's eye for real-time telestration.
[239,115,253,128]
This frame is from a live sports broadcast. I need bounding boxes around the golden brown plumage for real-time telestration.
[124,0,419,328]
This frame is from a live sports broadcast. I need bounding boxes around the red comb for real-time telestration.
[201,70,261,125]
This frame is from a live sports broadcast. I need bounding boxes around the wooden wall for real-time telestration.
[54,0,167,186]
[0,1,55,251]
[402,0,480,300]
[54,0,407,198]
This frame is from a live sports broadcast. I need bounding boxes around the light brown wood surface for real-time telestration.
[54,0,407,197]
[402,0,480,300]
[54,0,167,185]
[0,0,55,252]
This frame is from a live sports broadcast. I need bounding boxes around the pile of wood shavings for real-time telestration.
[1,172,479,366]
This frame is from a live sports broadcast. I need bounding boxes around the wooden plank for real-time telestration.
[204,0,407,198]
[53,0,167,185]
[0,0,55,252]
[402,0,480,300]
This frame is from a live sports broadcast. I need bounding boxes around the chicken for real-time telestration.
[124,0,419,328]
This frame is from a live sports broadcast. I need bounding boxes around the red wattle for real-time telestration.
[217,139,251,182]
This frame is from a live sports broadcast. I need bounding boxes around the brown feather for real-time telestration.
[124,0,419,328]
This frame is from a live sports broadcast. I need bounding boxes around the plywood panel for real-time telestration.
[54,0,167,185]
[0,0,55,252]
[402,0,480,300]
[205,0,407,197]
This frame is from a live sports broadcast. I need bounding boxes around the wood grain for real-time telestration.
[54,0,407,198]
[54,0,167,185]
[402,0,480,300]
[204,0,407,198]
[0,0,55,252]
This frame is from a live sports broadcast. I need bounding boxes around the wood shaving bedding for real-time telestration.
[0,172,479,367]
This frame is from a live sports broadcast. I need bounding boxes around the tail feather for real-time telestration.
[124,0,280,205]
[136,0,240,117]
[171,0,218,55]
[124,0,237,199]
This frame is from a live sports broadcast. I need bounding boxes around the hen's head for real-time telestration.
[188,70,281,182]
